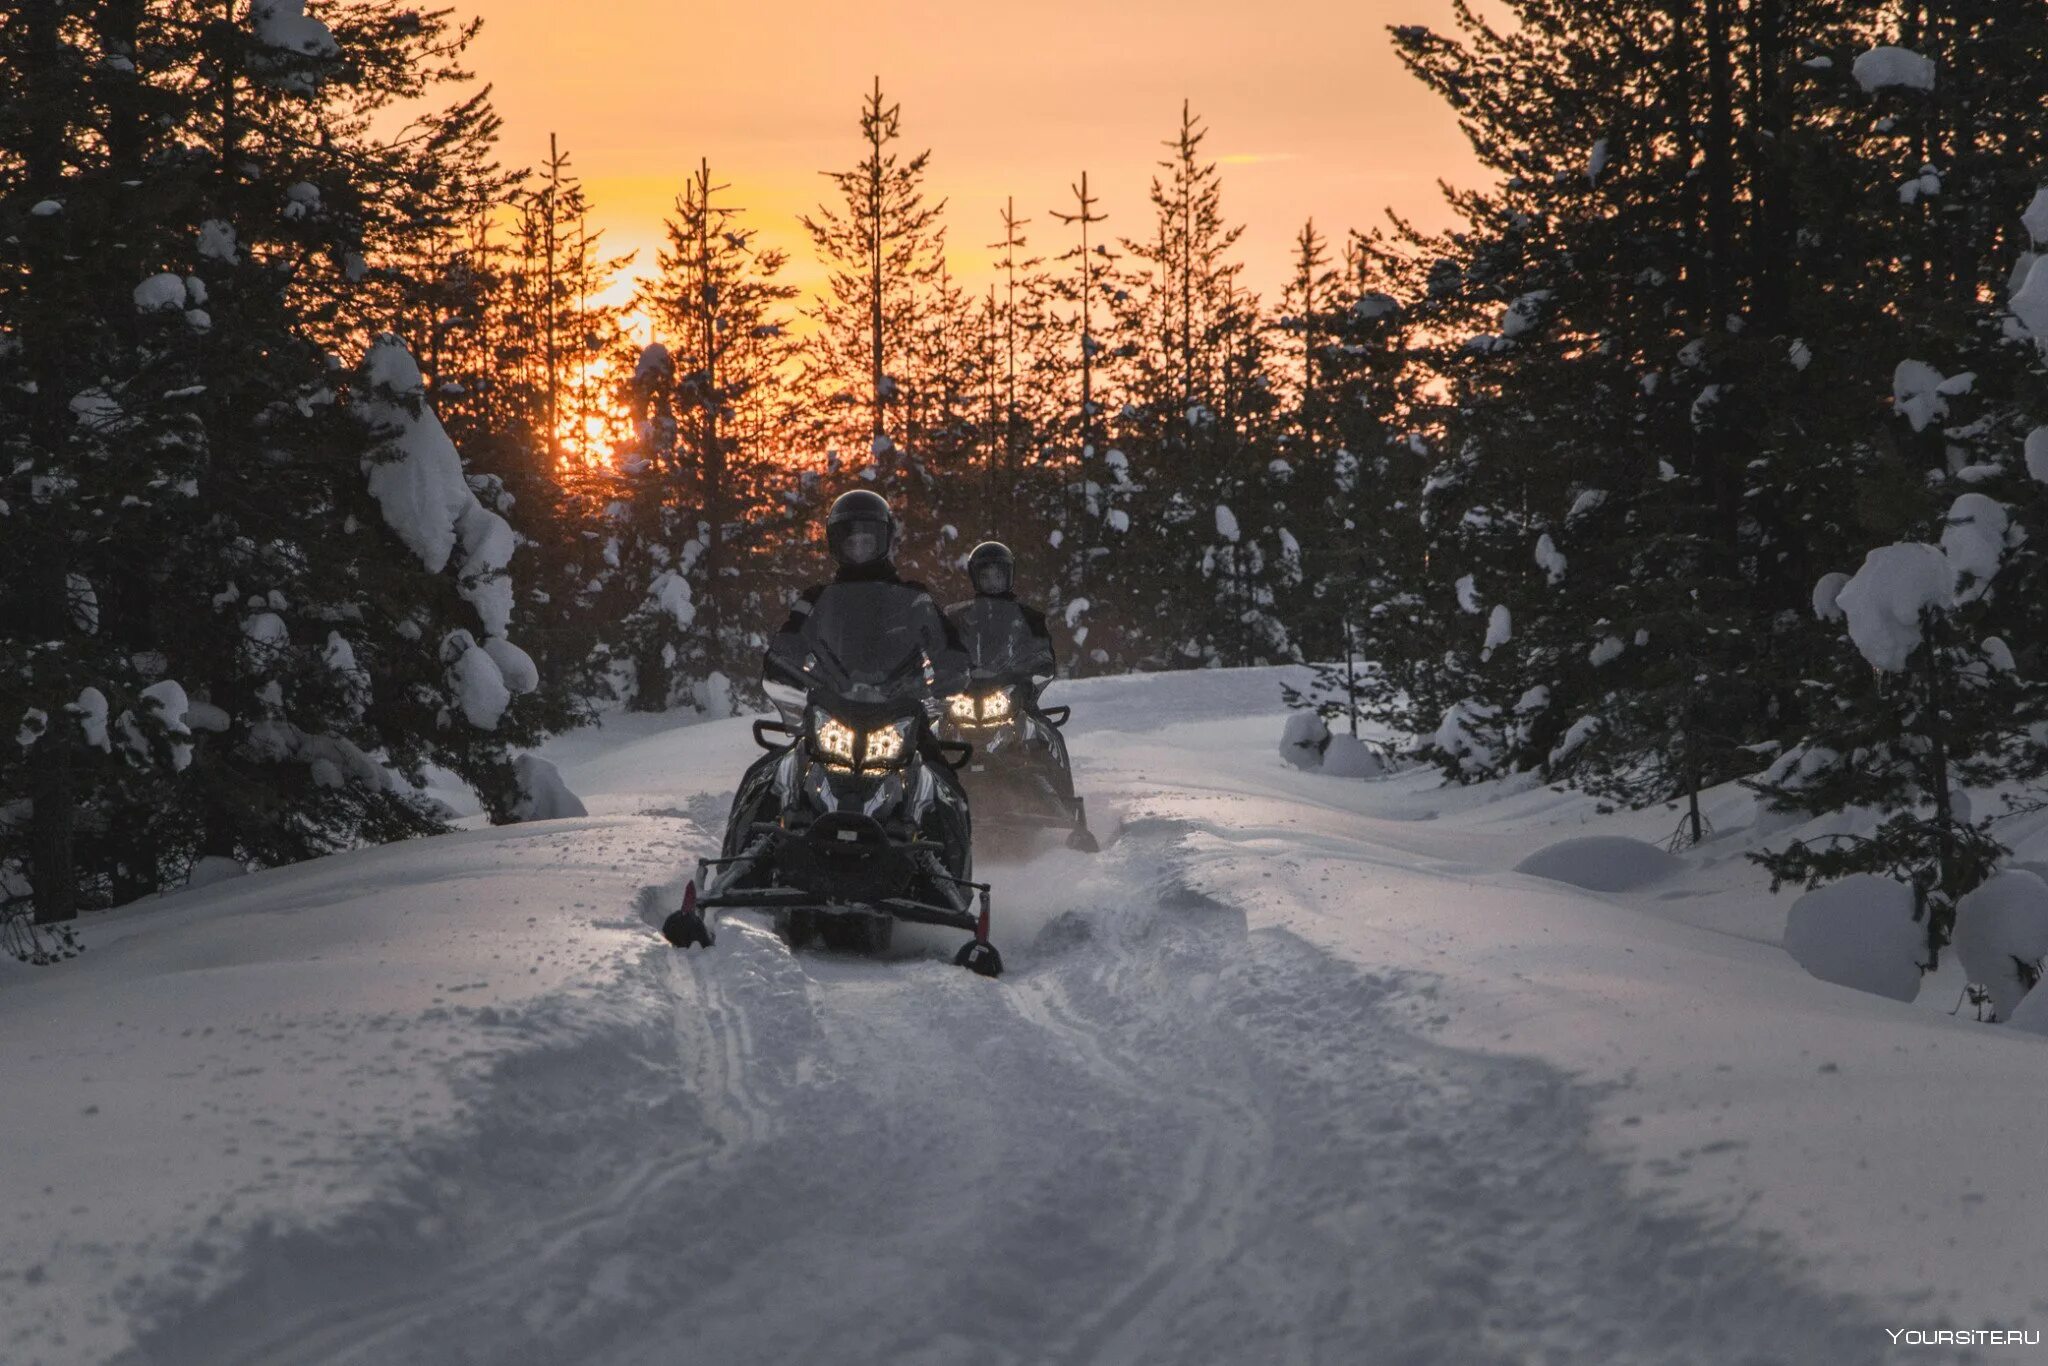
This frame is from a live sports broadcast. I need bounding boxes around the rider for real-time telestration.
[945,542,1090,843]
[764,487,969,746]
[766,489,968,690]
[946,541,1055,681]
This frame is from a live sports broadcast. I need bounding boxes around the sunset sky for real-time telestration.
[466,0,1493,329]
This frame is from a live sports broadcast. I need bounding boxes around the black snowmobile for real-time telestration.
[940,552,1099,857]
[661,580,1002,977]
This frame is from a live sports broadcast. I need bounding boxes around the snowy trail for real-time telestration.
[121,830,1870,1365]
[23,667,2048,1364]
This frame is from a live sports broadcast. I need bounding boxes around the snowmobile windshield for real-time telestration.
[802,581,933,701]
[972,561,1012,595]
[952,598,1050,680]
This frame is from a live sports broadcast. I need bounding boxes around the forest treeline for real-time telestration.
[6,1,2048,983]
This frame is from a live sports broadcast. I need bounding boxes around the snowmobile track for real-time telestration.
[124,822,1881,1366]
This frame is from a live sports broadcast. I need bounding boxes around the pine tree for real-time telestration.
[799,78,947,490]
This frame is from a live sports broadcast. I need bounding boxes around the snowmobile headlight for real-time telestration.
[812,711,858,768]
[947,693,978,722]
[978,690,1012,722]
[862,717,914,767]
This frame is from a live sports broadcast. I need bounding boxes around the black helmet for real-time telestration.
[826,489,895,569]
[967,541,1015,596]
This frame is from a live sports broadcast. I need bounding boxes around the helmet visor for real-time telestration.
[973,561,1012,595]
[837,523,887,567]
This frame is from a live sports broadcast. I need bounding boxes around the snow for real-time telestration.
[1499,290,1551,339]
[1514,835,1680,893]
[241,609,288,669]
[1586,138,1609,186]
[1278,710,1329,769]
[1953,871,2048,1022]
[1783,874,1925,1002]
[140,680,194,771]
[483,637,539,695]
[1834,542,1952,671]
[16,669,2048,1360]
[1454,573,1481,614]
[66,571,99,632]
[1213,504,1239,543]
[1984,636,2017,673]
[1891,358,1950,431]
[1481,603,1511,657]
[185,855,247,889]
[2026,187,2048,248]
[249,0,338,92]
[195,218,239,263]
[73,685,110,751]
[358,336,529,662]
[1534,533,1566,585]
[1063,596,1090,629]
[1566,488,1606,521]
[1897,166,1941,205]
[1431,697,1501,777]
[1319,732,1387,778]
[511,753,588,822]
[134,273,187,313]
[1940,492,2009,601]
[1788,339,1812,371]
[1588,634,1625,667]
[30,198,62,217]
[2029,426,2048,483]
[444,630,511,730]
[2010,255,2048,344]
[1852,45,1935,93]
[647,569,695,629]
[1810,570,1849,621]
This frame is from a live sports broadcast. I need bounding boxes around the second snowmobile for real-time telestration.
[940,542,1099,856]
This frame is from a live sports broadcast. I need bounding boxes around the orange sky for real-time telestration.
[465,0,1491,330]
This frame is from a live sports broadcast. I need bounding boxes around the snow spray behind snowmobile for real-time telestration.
[662,584,1002,977]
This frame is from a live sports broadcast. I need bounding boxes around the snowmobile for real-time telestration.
[661,594,1002,977]
[939,670,1098,857]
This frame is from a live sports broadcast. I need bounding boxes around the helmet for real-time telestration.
[827,489,895,569]
[967,541,1015,596]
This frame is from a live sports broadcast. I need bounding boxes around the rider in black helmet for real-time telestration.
[765,488,968,707]
[950,541,1055,680]
[946,541,1091,843]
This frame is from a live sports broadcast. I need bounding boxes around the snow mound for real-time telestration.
[1514,836,1682,893]
[1320,733,1388,779]
[1953,871,2048,1023]
[1279,711,1329,770]
[512,754,588,822]
[1783,875,1923,1003]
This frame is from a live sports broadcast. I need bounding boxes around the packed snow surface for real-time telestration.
[9,669,2048,1365]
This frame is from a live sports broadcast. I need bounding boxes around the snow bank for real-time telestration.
[1783,875,1924,1002]
[1515,836,1681,893]
[1279,710,1329,770]
[1834,543,1951,671]
[511,753,588,822]
[1953,871,2048,1022]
